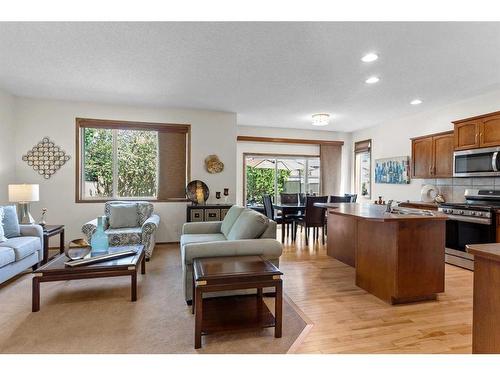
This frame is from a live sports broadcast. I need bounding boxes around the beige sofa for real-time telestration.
[180,205,282,303]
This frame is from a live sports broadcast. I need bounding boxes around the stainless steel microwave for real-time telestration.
[453,146,500,177]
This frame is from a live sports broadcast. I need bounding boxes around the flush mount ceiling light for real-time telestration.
[361,53,378,63]
[410,99,423,105]
[312,113,330,126]
[365,76,380,84]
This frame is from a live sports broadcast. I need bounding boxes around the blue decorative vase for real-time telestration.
[91,216,109,256]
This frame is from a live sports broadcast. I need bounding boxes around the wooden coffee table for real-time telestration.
[192,255,283,349]
[32,245,145,312]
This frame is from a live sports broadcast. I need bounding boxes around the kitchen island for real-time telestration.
[318,203,448,304]
[466,243,500,353]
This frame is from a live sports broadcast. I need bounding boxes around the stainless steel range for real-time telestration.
[438,189,498,270]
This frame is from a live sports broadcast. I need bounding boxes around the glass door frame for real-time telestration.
[242,152,320,206]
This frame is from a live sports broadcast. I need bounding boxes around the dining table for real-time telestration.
[272,203,305,242]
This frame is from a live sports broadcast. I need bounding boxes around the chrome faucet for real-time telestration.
[386,200,394,213]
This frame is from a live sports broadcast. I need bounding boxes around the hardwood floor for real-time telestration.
[277,231,473,354]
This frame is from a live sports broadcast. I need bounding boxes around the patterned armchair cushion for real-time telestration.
[105,201,154,226]
[105,227,142,246]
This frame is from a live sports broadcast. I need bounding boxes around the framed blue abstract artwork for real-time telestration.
[374,156,410,184]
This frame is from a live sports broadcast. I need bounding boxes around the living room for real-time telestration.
[2,1,500,373]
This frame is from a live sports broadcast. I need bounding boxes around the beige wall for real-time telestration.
[352,89,500,203]
[236,125,352,205]
[0,89,16,205]
[13,97,237,243]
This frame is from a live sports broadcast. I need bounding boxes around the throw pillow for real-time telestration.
[220,205,245,238]
[0,207,6,242]
[109,203,139,229]
[1,205,20,238]
[226,209,269,240]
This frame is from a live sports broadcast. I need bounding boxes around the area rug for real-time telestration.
[0,246,311,354]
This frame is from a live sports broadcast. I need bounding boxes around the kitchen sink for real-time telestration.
[389,208,435,216]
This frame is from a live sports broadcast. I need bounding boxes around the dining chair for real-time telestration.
[292,196,328,245]
[263,194,290,242]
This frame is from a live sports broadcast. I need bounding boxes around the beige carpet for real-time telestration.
[0,246,310,354]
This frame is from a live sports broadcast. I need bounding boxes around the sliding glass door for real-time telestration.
[244,154,320,206]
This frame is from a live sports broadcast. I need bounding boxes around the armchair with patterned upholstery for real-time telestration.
[82,201,160,260]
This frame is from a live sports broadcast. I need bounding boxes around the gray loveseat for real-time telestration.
[180,205,283,303]
[1,206,43,284]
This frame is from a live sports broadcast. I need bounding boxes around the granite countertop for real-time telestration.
[315,202,448,222]
[466,243,500,262]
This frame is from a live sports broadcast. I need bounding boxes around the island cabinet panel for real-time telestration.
[454,121,480,150]
[356,220,445,304]
[466,243,500,353]
[327,211,357,267]
[396,221,445,300]
[356,220,397,303]
[472,256,500,353]
[411,131,454,178]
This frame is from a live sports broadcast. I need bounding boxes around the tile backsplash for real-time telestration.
[418,177,500,203]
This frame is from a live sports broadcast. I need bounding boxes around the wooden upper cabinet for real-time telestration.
[454,121,480,150]
[480,113,500,147]
[453,111,500,150]
[411,131,454,178]
[412,137,433,178]
[433,133,454,177]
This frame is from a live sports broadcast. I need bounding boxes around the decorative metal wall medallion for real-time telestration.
[22,137,70,179]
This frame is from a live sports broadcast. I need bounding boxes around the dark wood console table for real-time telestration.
[186,204,232,222]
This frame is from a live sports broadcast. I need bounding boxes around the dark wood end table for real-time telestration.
[32,245,145,312]
[42,224,65,264]
[192,255,283,349]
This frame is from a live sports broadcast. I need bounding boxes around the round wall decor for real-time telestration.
[22,137,70,179]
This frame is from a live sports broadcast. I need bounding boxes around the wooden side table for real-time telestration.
[42,225,65,264]
[192,255,283,349]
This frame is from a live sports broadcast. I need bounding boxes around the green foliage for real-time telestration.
[83,128,157,198]
[117,130,157,197]
[245,166,291,204]
[84,128,113,197]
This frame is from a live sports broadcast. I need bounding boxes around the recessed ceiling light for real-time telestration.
[410,99,423,105]
[365,76,380,84]
[361,53,378,63]
[312,113,330,126]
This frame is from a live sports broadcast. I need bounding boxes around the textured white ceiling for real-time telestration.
[1,22,500,132]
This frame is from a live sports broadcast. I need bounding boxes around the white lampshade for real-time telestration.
[8,184,40,202]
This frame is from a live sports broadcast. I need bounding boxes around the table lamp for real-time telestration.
[8,184,40,224]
